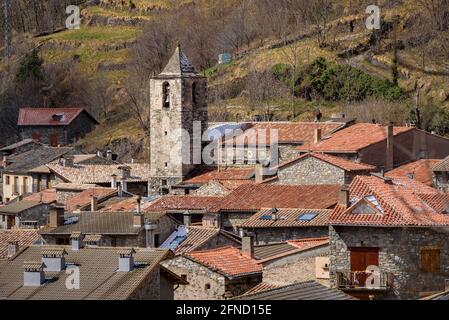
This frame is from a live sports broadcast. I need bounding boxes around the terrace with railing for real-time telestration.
[337,271,393,291]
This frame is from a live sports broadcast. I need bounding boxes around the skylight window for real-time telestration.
[297,213,317,221]
[260,215,273,220]
[364,195,384,213]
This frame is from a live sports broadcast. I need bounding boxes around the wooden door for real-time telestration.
[49,133,58,146]
[350,248,379,287]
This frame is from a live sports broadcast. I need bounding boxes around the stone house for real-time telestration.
[238,208,332,244]
[2,146,75,202]
[0,201,51,230]
[0,229,42,259]
[329,174,449,300]
[272,152,375,185]
[219,121,348,166]
[253,237,330,287]
[297,123,449,171]
[432,156,449,191]
[17,107,98,146]
[162,242,263,300]
[214,183,341,233]
[386,158,440,187]
[0,245,187,300]
[40,209,177,248]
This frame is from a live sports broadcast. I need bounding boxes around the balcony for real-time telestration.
[337,271,393,291]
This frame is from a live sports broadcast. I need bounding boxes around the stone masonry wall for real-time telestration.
[329,225,449,299]
[275,157,345,185]
[248,227,329,245]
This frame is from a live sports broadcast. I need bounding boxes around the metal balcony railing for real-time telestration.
[337,271,393,290]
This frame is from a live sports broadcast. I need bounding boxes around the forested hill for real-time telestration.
[1,0,448,160]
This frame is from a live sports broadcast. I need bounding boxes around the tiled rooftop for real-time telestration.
[185,246,262,278]
[145,196,223,213]
[0,245,172,299]
[330,175,449,226]
[433,155,449,172]
[239,208,331,228]
[66,188,117,212]
[0,229,42,259]
[183,167,254,184]
[17,108,98,126]
[386,159,440,186]
[23,189,56,204]
[175,226,240,254]
[215,184,340,212]
[297,123,413,153]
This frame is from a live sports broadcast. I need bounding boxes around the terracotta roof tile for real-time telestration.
[183,167,254,184]
[433,156,449,172]
[215,184,340,212]
[240,283,279,296]
[287,237,330,250]
[225,122,346,145]
[145,196,223,213]
[239,208,331,228]
[17,108,98,126]
[386,159,440,186]
[185,246,262,278]
[23,189,56,204]
[330,175,449,226]
[66,188,117,212]
[0,229,42,259]
[297,123,413,153]
[277,153,375,172]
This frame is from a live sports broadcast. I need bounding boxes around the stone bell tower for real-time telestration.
[148,44,208,195]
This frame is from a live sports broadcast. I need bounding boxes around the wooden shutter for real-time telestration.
[421,247,440,272]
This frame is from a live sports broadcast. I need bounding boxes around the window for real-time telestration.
[421,247,440,272]
[22,177,28,194]
[192,82,197,105]
[297,212,317,221]
[162,82,170,108]
[204,283,211,290]
[154,234,160,247]
[13,176,19,194]
[5,176,10,185]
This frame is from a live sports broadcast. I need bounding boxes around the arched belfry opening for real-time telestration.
[163,82,170,108]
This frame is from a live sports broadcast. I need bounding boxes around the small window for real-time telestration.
[297,213,317,221]
[192,82,197,105]
[420,247,440,272]
[205,283,211,290]
[5,176,10,185]
[164,131,168,136]
[162,82,170,108]
[165,162,168,168]
[161,179,167,186]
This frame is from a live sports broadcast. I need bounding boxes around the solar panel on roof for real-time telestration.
[297,213,317,221]
[259,215,273,220]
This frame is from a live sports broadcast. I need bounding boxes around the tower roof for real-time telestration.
[159,44,197,76]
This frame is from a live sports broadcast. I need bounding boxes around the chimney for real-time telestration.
[136,195,142,214]
[133,212,144,228]
[386,123,394,171]
[49,205,65,228]
[83,234,102,247]
[255,163,264,184]
[183,214,192,226]
[144,221,157,248]
[70,232,83,251]
[106,150,113,161]
[270,208,278,221]
[241,234,255,259]
[118,248,136,272]
[111,174,118,189]
[339,185,350,208]
[61,155,75,167]
[23,262,46,287]
[41,247,67,272]
[96,150,103,157]
[90,195,98,211]
[314,128,322,143]
[7,241,19,258]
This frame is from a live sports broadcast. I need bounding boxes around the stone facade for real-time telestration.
[247,227,329,245]
[262,246,330,287]
[19,112,97,146]
[162,256,262,300]
[193,181,230,196]
[0,203,50,229]
[149,69,208,195]
[329,225,449,299]
[275,156,370,185]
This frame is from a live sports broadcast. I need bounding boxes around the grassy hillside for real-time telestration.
[2,0,448,158]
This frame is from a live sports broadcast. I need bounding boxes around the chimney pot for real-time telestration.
[242,234,255,259]
[7,241,19,258]
[314,128,322,143]
[118,248,136,272]
[106,150,113,161]
[339,186,350,208]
